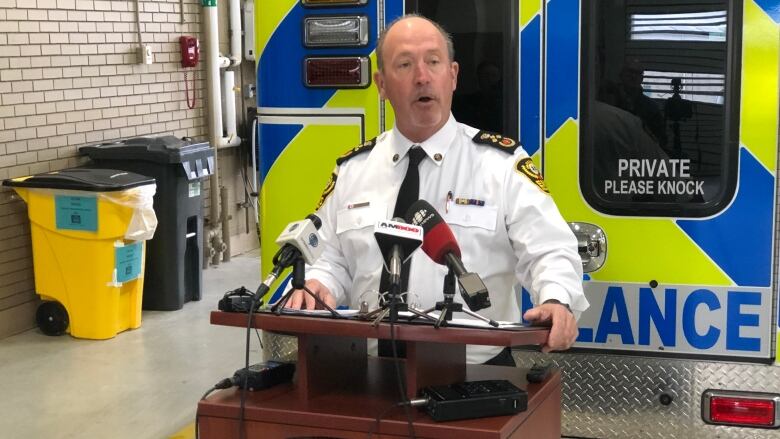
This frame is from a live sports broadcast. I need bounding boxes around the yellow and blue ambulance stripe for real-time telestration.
[536,0,779,357]
[519,0,542,156]
[544,0,578,142]
[676,0,779,291]
[257,1,403,301]
[746,0,780,355]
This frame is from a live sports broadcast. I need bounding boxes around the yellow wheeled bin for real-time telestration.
[3,168,157,339]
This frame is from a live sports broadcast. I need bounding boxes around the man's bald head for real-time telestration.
[375,14,454,71]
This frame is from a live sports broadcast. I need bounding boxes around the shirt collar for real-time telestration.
[389,114,457,167]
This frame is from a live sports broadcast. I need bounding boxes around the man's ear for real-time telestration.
[374,70,386,99]
[451,61,459,91]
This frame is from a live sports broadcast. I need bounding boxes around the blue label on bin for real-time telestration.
[115,242,142,283]
[55,195,98,231]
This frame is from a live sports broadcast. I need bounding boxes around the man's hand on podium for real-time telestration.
[522,302,578,353]
[286,279,336,310]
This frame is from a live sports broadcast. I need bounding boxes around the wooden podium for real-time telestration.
[197,311,561,438]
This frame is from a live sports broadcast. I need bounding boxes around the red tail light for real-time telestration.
[702,390,779,428]
[304,57,370,88]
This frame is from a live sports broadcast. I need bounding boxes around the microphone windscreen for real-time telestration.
[306,213,322,230]
[405,200,461,265]
[422,222,460,265]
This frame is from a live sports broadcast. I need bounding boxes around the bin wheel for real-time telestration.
[36,301,69,336]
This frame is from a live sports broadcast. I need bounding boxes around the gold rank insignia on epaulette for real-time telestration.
[335,137,377,166]
[315,168,338,211]
[515,157,550,194]
[472,131,520,153]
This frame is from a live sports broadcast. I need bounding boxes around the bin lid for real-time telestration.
[2,168,155,192]
[79,136,213,164]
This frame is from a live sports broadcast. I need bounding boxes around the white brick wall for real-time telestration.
[0,0,222,338]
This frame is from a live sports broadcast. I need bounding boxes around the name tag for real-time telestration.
[336,202,388,233]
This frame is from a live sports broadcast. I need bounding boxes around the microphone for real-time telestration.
[268,214,340,317]
[257,213,323,297]
[374,218,423,289]
[405,200,491,311]
[273,213,323,267]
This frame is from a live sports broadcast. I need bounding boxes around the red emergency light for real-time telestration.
[304,57,370,88]
[702,390,780,428]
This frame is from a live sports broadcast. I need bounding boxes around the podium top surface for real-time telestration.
[211,311,550,347]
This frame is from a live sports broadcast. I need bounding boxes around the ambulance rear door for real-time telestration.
[540,0,779,362]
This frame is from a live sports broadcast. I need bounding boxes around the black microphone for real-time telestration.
[405,200,491,311]
[374,218,423,290]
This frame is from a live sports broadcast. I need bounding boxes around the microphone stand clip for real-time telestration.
[419,268,499,328]
[267,246,342,318]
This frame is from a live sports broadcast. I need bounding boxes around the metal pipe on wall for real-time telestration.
[222,71,239,146]
[220,185,232,262]
[203,1,225,265]
[228,0,242,67]
[202,0,244,266]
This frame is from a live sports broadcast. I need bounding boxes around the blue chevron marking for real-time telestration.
[677,148,774,287]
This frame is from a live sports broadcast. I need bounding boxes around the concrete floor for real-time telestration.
[0,250,261,439]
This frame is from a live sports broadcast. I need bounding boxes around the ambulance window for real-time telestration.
[580,0,740,217]
[411,0,518,138]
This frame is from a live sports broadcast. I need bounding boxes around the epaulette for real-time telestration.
[315,168,338,211]
[472,131,520,154]
[335,137,377,166]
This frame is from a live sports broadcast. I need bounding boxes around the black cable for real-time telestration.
[238,294,262,439]
[389,319,416,438]
[197,379,233,439]
[366,398,430,438]
[366,402,398,438]
[254,328,263,349]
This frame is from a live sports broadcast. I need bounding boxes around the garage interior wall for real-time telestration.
[0,0,259,339]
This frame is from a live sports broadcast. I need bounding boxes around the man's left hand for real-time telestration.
[523,302,578,353]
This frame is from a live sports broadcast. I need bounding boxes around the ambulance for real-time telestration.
[255,0,780,436]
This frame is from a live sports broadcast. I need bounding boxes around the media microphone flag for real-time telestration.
[405,200,492,312]
[260,213,323,297]
[273,213,323,266]
[373,218,423,271]
[268,213,340,317]
[374,218,423,309]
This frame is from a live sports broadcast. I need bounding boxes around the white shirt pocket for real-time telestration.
[443,203,498,231]
[336,202,389,234]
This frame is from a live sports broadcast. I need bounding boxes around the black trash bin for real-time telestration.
[80,136,214,311]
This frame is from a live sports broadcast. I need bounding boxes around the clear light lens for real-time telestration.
[305,57,370,88]
[305,16,368,47]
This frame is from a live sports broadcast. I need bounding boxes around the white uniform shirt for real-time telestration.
[308,115,588,363]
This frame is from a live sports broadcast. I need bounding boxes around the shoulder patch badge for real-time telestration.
[315,168,338,211]
[472,131,520,154]
[336,137,377,166]
[515,158,549,194]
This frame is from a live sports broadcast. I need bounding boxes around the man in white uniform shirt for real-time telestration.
[286,14,588,365]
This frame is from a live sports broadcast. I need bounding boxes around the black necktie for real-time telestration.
[393,146,427,218]
[378,147,425,358]
[380,146,426,295]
